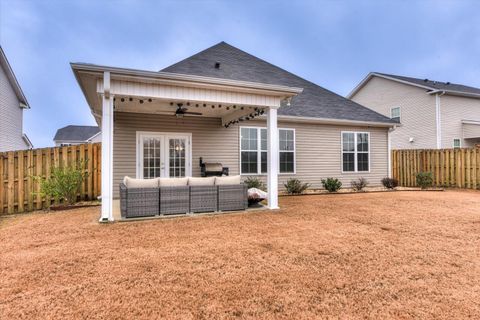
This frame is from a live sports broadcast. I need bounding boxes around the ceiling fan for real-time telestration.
[175,103,202,117]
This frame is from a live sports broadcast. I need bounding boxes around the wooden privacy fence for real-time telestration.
[0,143,101,215]
[392,148,480,188]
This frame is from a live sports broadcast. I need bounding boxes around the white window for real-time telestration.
[453,138,461,149]
[342,132,370,172]
[240,127,295,174]
[391,107,401,122]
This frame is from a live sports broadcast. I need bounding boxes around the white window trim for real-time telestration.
[390,106,401,122]
[453,138,461,149]
[239,126,296,175]
[341,131,371,174]
[136,131,192,179]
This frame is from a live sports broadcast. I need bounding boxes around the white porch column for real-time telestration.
[267,107,279,209]
[100,72,114,222]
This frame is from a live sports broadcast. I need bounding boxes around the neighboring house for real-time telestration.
[53,125,101,146]
[0,46,33,152]
[71,41,396,221]
[348,72,480,149]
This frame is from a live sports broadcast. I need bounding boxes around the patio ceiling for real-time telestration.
[71,63,302,127]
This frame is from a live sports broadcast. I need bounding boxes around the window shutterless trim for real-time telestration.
[340,131,371,174]
[239,126,296,175]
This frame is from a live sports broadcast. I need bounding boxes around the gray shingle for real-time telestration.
[54,125,100,142]
[376,72,480,95]
[162,42,395,124]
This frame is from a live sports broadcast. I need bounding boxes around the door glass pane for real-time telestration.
[169,138,186,177]
[142,137,161,178]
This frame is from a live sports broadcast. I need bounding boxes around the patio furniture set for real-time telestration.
[120,175,248,219]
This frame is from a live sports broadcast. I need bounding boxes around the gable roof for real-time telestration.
[0,46,29,108]
[162,42,395,125]
[348,72,480,99]
[54,125,100,142]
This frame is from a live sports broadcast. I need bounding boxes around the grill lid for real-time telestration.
[204,163,223,172]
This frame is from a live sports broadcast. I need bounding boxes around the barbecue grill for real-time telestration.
[199,157,229,177]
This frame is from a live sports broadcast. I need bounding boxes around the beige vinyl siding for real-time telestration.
[440,95,480,148]
[462,123,480,140]
[113,112,388,198]
[0,63,28,152]
[351,76,437,149]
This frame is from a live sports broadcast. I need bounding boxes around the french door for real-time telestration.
[137,132,191,179]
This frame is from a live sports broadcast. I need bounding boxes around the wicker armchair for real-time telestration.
[190,186,218,213]
[119,183,159,218]
[218,184,248,211]
[160,186,190,215]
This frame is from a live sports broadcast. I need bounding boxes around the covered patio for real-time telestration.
[72,63,302,221]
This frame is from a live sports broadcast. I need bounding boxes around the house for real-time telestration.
[348,72,480,149]
[53,125,101,146]
[71,41,396,221]
[0,46,33,152]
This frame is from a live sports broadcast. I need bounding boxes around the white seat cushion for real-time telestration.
[123,176,159,188]
[159,177,189,187]
[215,175,241,185]
[188,177,215,186]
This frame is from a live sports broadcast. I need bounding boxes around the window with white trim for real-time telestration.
[453,138,461,149]
[240,127,295,174]
[391,107,401,122]
[342,132,370,172]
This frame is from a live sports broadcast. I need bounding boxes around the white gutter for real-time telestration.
[387,126,397,178]
[275,115,398,128]
[434,91,446,149]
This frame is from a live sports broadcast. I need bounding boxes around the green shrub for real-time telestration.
[416,172,433,189]
[321,178,342,192]
[284,178,310,195]
[244,176,266,191]
[351,177,368,191]
[34,163,87,205]
[381,177,398,189]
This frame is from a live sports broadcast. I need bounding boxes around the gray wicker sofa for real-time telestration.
[120,175,247,219]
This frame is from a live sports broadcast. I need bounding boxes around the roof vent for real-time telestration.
[446,82,450,85]
[424,79,429,82]
[214,62,220,69]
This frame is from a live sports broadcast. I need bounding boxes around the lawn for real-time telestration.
[1,190,479,319]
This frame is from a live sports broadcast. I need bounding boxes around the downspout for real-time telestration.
[388,125,397,178]
[435,91,446,149]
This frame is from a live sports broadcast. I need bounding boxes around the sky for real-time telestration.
[1,0,480,148]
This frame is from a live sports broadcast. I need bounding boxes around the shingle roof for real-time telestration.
[54,125,100,142]
[162,42,395,124]
[375,72,480,96]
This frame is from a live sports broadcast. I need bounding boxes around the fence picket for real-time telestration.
[392,148,479,189]
[0,143,101,215]
[17,151,25,212]
[0,154,4,214]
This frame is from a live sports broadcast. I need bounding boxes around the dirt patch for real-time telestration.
[1,190,479,319]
